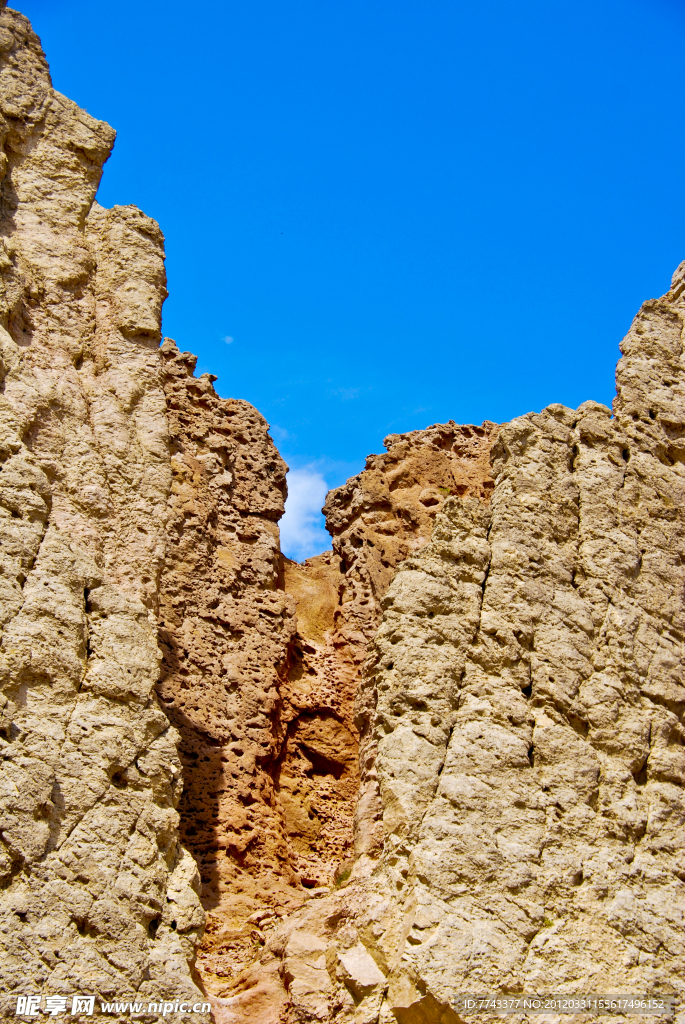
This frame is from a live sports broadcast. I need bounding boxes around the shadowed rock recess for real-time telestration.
[1,8,684,1024]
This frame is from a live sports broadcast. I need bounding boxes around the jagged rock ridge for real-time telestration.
[0,6,499,1015]
[228,267,685,1024]
[155,353,499,991]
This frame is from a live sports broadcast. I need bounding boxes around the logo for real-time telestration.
[14,995,211,1017]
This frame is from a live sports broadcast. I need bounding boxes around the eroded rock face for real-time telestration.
[157,385,499,998]
[0,9,498,1009]
[240,268,685,1024]
[207,426,501,1017]
[0,8,207,1020]
[4,6,685,1023]
[156,339,302,988]
[277,422,500,891]
[323,421,499,864]
[279,552,360,890]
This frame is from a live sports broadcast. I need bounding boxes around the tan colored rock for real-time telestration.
[6,7,685,1023]
[323,421,499,864]
[245,267,685,1024]
[275,422,499,894]
[0,8,207,1020]
[157,356,499,998]
[211,427,499,1014]
[0,21,501,1012]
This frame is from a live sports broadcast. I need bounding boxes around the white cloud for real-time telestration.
[280,467,330,562]
[333,386,360,401]
[224,335,234,344]
[270,424,290,443]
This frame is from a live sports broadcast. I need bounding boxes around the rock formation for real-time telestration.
[0,5,207,1020]
[155,360,499,995]
[2,5,685,1024]
[322,421,498,866]
[155,338,298,988]
[0,10,498,1016]
[224,270,685,1024]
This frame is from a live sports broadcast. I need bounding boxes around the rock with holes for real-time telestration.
[158,347,501,1000]
[230,267,685,1023]
[4,4,685,1022]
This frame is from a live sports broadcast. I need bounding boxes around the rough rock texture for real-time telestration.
[0,9,207,1020]
[279,551,360,889]
[209,426,502,1017]
[5,6,685,1024]
[0,8,501,1013]
[233,268,685,1024]
[323,421,499,864]
[156,338,302,988]
[279,423,500,880]
[157,390,499,1000]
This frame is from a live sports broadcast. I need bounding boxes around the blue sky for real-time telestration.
[18,0,685,558]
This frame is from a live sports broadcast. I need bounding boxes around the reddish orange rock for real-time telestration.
[154,355,499,1001]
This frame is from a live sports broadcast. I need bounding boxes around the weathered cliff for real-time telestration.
[0,8,500,1015]
[198,423,499,1018]
[323,421,499,866]
[3,5,685,1024]
[161,398,499,998]
[227,267,685,1024]
[155,338,299,989]
[0,6,207,1020]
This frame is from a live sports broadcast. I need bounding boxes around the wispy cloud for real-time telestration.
[270,424,290,443]
[280,467,330,562]
[224,335,234,344]
[332,386,360,401]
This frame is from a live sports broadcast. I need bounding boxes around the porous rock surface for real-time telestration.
[230,268,685,1024]
[159,393,498,997]
[155,338,298,989]
[0,8,207,1020]
[0,6,501,1014]
[206,422,500,1019]
[323,421,499,865]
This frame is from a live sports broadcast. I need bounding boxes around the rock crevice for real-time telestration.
[239,265,685,1024]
